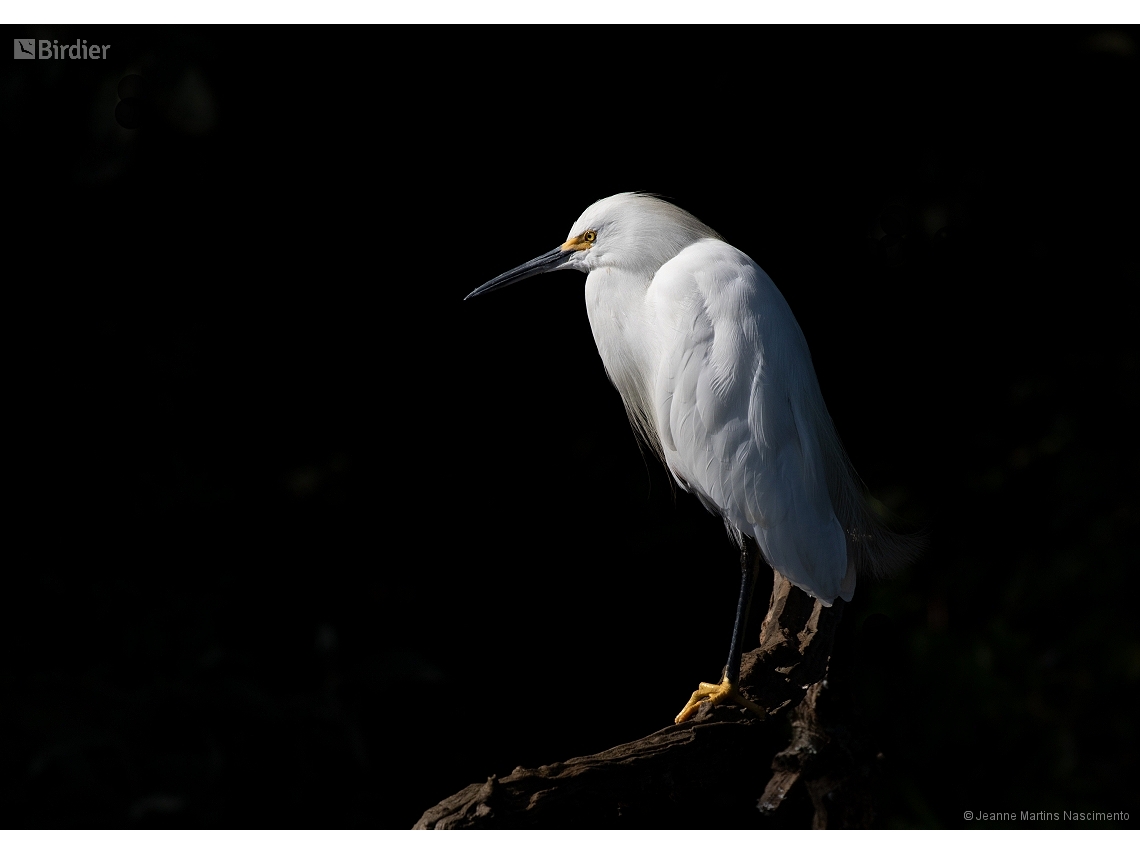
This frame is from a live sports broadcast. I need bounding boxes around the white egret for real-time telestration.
[466,193,912,724]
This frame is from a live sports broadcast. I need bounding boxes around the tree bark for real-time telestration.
[415,573,873,829]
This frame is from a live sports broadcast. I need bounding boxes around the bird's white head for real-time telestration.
[465,193,721,300]
[561,193,721,279]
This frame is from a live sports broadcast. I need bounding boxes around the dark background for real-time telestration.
[3,25,1137,829]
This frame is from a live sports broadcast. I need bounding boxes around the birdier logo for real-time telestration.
[13,39,110,59]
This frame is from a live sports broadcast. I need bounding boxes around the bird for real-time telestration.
[466,193,913,724]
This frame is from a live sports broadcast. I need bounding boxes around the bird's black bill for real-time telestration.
[465,247,573,300]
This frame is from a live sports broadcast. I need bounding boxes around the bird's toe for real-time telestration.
[674,677,766,724]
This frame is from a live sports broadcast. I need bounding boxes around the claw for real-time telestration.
[675,676,767,724]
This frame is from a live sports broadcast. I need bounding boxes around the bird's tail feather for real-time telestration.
[813,404,925,580]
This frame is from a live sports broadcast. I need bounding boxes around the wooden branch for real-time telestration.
[758,680,877,829]
[415,574,870,829]
[413,706,768,829]
[740,574,844,710]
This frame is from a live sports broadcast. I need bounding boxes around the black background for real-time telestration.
[3,25,1137,829]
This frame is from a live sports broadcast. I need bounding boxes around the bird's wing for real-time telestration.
[651,240,851,603]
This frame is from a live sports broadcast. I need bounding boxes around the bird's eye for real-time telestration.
[583,230,597,243]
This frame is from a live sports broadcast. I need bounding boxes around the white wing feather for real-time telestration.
[651,240,852,604]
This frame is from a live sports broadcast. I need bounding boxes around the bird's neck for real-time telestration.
[583,268,662,449]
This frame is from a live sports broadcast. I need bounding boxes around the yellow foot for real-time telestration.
[674,676,767,724]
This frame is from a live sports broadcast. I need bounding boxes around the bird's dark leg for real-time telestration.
[722,538,760,687]
[675,538,767,724]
